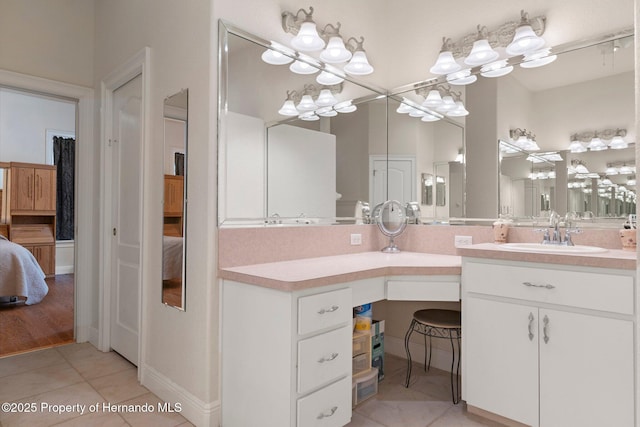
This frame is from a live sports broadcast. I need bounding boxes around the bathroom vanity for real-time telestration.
[219,252,461,427]
[459,244,636,427]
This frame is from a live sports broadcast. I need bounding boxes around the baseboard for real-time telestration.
[142,364,220,427]
[88,326,99,348]
[384,335,458,373]
[55,265,74,275]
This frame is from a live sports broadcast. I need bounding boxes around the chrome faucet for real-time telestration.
[539,211,580,246]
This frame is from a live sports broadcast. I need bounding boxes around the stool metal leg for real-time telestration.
[404,319,416,387]
[426,334,432,371]
[449,329,461,404]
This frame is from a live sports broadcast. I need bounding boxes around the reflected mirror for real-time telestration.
[162,89,188,310]
[375,200,407,253]
[493,31,634,222]
[0,164,7,237]
[219,21,387,226]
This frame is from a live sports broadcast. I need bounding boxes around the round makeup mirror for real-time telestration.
[375,200,407,253]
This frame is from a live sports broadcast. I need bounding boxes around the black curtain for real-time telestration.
[175,152,185,176]
[53,136,75,240]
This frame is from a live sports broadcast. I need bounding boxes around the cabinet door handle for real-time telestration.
[317,406,338,419]
[523,281,555,290]
[318,352,339,363]
[528,312,535,341]
[543,315,550,344]
[317,305,339,315]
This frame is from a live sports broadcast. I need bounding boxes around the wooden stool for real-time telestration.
[404,308,461,404]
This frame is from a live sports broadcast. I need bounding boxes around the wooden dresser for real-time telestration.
[4,162,56,276]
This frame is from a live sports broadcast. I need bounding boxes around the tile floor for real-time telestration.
[0,343,503,427]
[0,343,192,427]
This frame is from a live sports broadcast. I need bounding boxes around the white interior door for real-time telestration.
[110,74,143,365]
[370,156,415,207]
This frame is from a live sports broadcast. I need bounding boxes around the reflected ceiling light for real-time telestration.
[447,100,469,117]
[316,106,338,117]
[430,38,461,75]
[526,152,563,163]
[261,42,295,65]
[520,48,557,68]
[343,37,374,75]
[587,136,607,151]
[334,100,356,113]
[299,111,320,121]
[315,88,338,107]
[600,177,614,186]
[446,69,477,85]
[510,128,539,151]
[282,7,326,52]
[421,113,441,122]
[455,149,464,163]
[423,90,443,108]
[316,66,345,85]
[606,164,619,175]
[436,95,457,113]
[480,60,514,78]
[278,91,300,116]
[571,160,589,174]
[506,10,546,56]
[627,176,636,186]
[464,26,500,66]
[289,56,320,75]
[319,23,352,63]
[297,94,317,112]
[619,164,634,175]
[569,128,629,152]
[409,107,427,117]
[396,98,415,114]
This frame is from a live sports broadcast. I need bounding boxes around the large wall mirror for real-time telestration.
[218,21,388,227]
[493,30,635,223]
[162,89,187,310]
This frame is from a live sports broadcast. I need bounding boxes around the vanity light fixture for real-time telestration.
[510,128,540,151]
[605,164,619,175]
[277,6,374,77]
[569,128,628,152]
[627,176,636,186]
[277,91,300,116]
[316,65,345,85]
[506,10,546,56]
[289,53,321,75]
[277,83,344,117]
[465,26,500,66]
[396,97,416,114]
[446,68,477,85]
[299,111,320,121]
[570,159,590,175]
[343,37,374,75]
[319,23,352,63]
[283,7,326,52]
[619,164,634,175]
[334,100,357,113]
[428,10,548,82]
[315,88,338,106]
[415,84,469,118]
[316,106,338,117]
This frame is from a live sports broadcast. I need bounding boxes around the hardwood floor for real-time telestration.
[0,274,74,357]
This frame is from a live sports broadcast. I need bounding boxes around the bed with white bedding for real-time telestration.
[163,235,183,281]
[0,235,48,305]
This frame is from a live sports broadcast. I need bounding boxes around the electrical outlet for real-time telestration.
[454,235,473,247]
[350,233,362,245]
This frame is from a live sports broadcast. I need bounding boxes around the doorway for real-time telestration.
[0,87,78,357]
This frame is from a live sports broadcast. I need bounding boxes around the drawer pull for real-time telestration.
[522,281,555,290]
[317,305,339,315]
[528,312,535,341]
[317,406,338,419]
[317,352,339,363]
[543,315,550,344]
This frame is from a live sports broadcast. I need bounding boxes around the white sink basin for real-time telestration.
[501,243,608,254]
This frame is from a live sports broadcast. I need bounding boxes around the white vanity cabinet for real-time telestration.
[221,280,355,427]
[462,258,635,427]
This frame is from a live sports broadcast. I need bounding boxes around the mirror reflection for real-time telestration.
[162,89,187,310]
[494,32,634,221]
[220,24,387,226]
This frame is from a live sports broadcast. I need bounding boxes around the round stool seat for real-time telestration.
[413,309,461,329]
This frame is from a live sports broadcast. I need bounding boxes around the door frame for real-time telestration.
[0,69,94,345]
[99,47,150,371]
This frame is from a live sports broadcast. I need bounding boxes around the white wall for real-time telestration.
[0,89,76,164]
[94,1,215,425]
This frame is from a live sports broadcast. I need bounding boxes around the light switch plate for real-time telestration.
[351,233,362,245]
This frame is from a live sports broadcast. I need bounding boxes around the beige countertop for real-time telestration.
[219,251,462,291]
[457,243,637,270]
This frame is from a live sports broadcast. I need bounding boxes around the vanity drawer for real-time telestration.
[298,288,352,335]
[297,376,351,427]
[464,261,634,315]
[387,279,460,301]
[298,325,351,394]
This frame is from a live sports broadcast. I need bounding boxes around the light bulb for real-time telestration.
[430,51,461,75]
[291,21,326,52]
[465,39,499,66]
[319,37,352,63]
[344,51,374,75]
